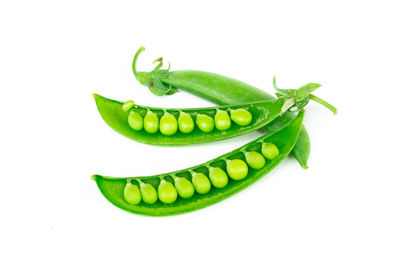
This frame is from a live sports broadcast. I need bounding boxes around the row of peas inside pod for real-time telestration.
[123,141,280,205]
[122,100,253,136]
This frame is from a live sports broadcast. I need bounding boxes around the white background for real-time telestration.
[1,1,399,263]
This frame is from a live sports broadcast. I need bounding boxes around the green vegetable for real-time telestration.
[160,112,178,136]
[262,142,280,160]
[245,151,266,169]
[143,111,159,133]
[230,109,252,126]
[123,182,141,205]
[138,181,158,204]
[227,159,248,180]
[157,179,177,204]
[92,111,304,216]
[127,111,143,131]
[195,114,214,133]
[132,47,336,168]
[178,112,194,133]
[214,110,231,131]
[94,94,285,145]
[174,176,195,198]
[209,167,228,188]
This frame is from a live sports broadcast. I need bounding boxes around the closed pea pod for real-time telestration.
[158,179,177,204]
[196,114,214,133]
[245,151,266,169]
[123,182,141,205]
[92,111,305,216]
[144,111,159,133]
[209,167,228,188]
[192,172,211,194]
[262,142,280,160]
[174,176,195,198]
[227,159,248,180]
[214,110,231,131]
[128,111,143,131]
[178,112,194,133]
[160,112,178,135]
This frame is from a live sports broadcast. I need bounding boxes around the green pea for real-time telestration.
[140,183,158,204]
[262,142,279,160]
[209,167,228,188]
[196,114,214,133]
[227,159,248,180]
[245,151,265,169]
[123,183,141,205]
[174,177,195,198]
[178,112,194,133]
[214,110,231,131]
[144,111,159,133]
[122,100,134,112]
[158,180,178,204]
[160,112,178,135]
[230,109,252,126]
[128,111,143,131]
[192,172,211,194]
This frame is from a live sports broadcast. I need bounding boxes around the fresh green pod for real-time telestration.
[262,142,280,160]
[196,114,214,133]
[144,111,159,133]
[159,112,178,136]
[127,111,143,131]
[208,167,228,188]
[93,94,286,145]
[131,48,336,168]
[245,151,266,169]
[92,111,304,216]
[214,110,231,131]
[178,112,194,133]
[230,109,252,126]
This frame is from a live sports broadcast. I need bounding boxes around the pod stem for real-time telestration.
[132,46,178,96]
[273,76,337,115]
[132,46,145,76]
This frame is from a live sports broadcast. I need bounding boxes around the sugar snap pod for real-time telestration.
[132,47,337,168]
[92,111,304,216]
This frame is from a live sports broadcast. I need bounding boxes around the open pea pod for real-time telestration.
[93,93,286,145]
[92,111,304,216]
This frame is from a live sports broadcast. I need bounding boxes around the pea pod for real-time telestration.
[93,94,285,145]
[92,111,304,216]
[132,47,337,168]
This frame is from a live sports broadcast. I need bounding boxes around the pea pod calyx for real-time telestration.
[133,46,177,96]
[273,76,337,115]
